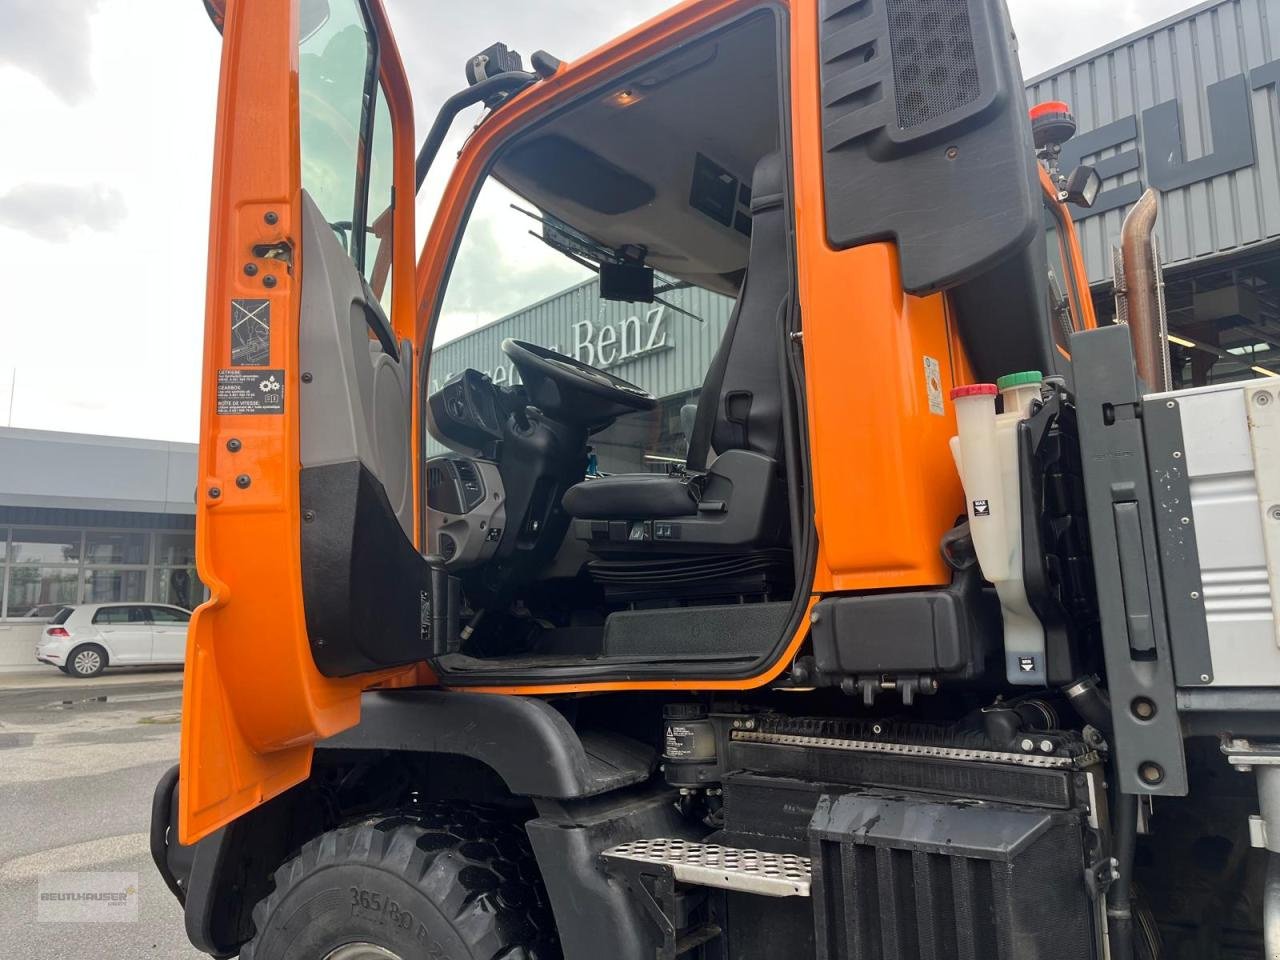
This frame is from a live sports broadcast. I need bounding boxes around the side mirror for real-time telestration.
[1062,165,1102,208]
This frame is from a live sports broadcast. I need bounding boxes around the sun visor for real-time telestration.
[818,0,1039,295]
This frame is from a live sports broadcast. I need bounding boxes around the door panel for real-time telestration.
[150,607,189,662]
[96,607,152,662]
[180,0,423,845]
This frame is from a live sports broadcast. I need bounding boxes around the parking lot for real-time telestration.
[0,668,201,958]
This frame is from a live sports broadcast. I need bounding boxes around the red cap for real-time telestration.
[1029,100,1071,120]
[950,383,999,400]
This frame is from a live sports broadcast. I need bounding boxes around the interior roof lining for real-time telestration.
[491,12,782,298]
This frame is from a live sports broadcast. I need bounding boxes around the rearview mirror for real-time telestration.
[599,261,654,303]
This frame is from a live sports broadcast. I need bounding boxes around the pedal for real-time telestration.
[602,838,811,897]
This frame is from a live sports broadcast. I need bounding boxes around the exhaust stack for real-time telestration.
[1114,189,1170,391]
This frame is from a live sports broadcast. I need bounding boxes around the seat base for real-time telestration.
[566,450,786,553]
[561,472,698,520]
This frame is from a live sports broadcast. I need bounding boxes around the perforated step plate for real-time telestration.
[602,838,811,897]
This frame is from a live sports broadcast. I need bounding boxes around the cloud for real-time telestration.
[0,0,100,104]
[0,182,126,242]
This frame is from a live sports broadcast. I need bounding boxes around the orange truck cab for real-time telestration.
[151,1,1280,958]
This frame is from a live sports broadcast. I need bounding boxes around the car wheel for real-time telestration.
[241,804,560,960]
[67,644,107,678]
[57,664,71,675]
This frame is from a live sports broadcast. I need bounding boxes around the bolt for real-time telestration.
[303,510,315,522]
[732,719,742,729]
[1131,697,1156,720]
[264,211,279,225]
[1201,674,1211,683]
[1020,738,1035,751]
[301,372,314,383]
[208,487,221,499]
[1190,591,1200,600]
[263,274,278,289]
[945,146,959,160]
[1138,762,1165,785]
[1270,506,1280,521]
[1180,516,1191,525]
[235,474,251,489]
[1040,739,1054,753]
[226,438,242,452]
[1173,450,1182,459]
[243,262,258,276]
[1166,400,1176,408]
[1257,392,1273,406]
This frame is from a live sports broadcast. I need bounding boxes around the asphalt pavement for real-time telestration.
[0,667,203,958]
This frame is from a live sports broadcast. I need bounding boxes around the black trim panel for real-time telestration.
[320,689,656,798]
[300,460,443,676]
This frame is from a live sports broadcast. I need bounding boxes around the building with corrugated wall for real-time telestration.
[1026,0,1280,382]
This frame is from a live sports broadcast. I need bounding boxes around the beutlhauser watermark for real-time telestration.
[37,872,139,922]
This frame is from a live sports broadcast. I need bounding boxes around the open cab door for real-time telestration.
[181,0,432,844]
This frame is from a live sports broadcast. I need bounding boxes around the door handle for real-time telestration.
[360,277,399,361]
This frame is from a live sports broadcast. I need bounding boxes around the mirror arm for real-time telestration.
[414,71,539,192]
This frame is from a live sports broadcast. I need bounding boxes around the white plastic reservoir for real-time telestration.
[950,372,1048,685]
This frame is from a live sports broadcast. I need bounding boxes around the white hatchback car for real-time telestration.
[35,603,191,678]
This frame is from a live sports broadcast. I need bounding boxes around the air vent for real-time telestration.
[885,0,979,129]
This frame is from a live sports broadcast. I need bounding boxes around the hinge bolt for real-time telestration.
[226,438,241,452]
[235,474,251,489]
[263,275,278,289]
[243,263,258,276]
[264,211,279,225]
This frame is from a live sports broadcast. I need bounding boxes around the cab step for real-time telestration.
[602,838,811,897]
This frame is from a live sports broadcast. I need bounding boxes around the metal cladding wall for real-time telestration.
[1025,0,1280,284]
[426,278,734,399]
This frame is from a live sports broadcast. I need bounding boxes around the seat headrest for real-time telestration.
[749,151,785,215]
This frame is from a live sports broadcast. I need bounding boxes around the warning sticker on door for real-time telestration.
[231,298,271,366]
[972,499,991,517]
[217,369,284,415]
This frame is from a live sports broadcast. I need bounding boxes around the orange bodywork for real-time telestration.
[179,0,419,844]
[182,0,1100,842]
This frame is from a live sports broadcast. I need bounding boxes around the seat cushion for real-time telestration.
[562,473,698,520]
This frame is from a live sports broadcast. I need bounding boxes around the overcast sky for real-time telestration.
[0,0,1197,442]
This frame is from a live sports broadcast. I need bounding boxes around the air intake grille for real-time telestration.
[885,0,979,129]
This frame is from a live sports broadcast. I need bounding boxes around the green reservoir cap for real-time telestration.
[996,370,1043,391]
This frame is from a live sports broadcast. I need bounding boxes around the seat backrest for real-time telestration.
[686,151,788,472]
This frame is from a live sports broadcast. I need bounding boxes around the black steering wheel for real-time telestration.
[501,338,656,425]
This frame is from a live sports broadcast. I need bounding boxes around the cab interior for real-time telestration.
[422,11,805,674]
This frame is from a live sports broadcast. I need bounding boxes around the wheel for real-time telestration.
[241,804,560,960]
[67,644,107,678]
[57,664,70,675]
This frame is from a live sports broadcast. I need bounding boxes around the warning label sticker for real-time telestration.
[923,355,944,416]
[231,298,271,366]
[217,369,284,415]
[972,499,991,517]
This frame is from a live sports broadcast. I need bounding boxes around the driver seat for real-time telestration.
[561,151,789,550]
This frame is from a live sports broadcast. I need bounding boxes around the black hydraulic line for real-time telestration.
[1109,791,1138,960]
[414,71,539,193]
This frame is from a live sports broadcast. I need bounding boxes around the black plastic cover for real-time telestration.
[818,0,1040,294]
[300,460,451,675]
[809,569,996,678]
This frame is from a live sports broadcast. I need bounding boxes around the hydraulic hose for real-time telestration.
[1108,791,1138,960]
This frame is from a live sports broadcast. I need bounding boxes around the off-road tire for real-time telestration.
[66,644,107,678]
[241,804,560,960]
